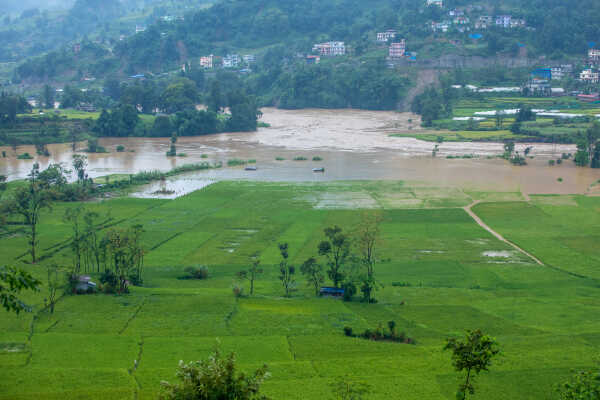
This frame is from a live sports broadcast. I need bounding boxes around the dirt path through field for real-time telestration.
[464,200,544,265]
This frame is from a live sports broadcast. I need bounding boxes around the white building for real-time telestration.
[431,21,450,33]
[389,40,406,58]
[475,16,493,29]
[200,55,214,69]
[243,54,256,64]
[312,41,346,56]
[223,54,240,68]
[589,49,600,62]
[427,0,443,7]
[495,15,512,28]
[377,30,397,42]
[580,68,599,83]
[135,25,146,34]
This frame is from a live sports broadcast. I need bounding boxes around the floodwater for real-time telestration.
[1,108,599,197]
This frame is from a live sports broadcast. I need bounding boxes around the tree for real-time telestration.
[278,243,295,297]
[64,206,85,274]
[160,346,270,400]
[207,80,223,113]
[0,266,40,314]
[41,85,56,109]
[83,211,103,272]
[318,226,350,288]
[574,123,600,167]
[557,367,600,400]
[7,163,53,263]
[444,330,500,400]
[300,257,324,296]
[237,259,263,295]
[495,111,505,129]
[356,213,382,303]
[160,78,199,114]
[46,264,60,314]
[72,154,88,184]
[331,378,371,400]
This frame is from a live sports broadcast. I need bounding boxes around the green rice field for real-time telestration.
[1,181,600,399]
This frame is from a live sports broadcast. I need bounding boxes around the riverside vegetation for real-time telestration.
[1,176,600,399]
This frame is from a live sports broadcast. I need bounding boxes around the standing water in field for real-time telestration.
[1,108,597,195]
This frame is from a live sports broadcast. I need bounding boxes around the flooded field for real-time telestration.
[1,108,598,196]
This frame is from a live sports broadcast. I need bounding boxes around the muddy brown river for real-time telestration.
[1,108,599,196]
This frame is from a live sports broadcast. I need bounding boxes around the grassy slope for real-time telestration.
[1,181,599,399]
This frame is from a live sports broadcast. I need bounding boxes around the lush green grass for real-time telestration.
[1,181,599,399]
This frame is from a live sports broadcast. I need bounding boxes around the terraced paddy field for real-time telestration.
[1,181,600,399]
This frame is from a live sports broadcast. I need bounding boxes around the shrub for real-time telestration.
[312,156,323,161]
[201,154,208,158]
[17,153,33,160]
[232,284,244,298]
[343,326,353,337]
[342,281,357,302]
[184,266,209,280]
[275,157,285,161]
[227,159,247,166]
[293,156,307,161]
[160,347,270,400]
[248,159,257,164]
[548,160,555,166]
[100,270,118,294]
[556,158,563,164]
[116,145,125,152]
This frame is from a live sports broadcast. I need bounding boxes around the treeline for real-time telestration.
[254,59,410,110]
[0,93,31,125]
[93,83,261,137]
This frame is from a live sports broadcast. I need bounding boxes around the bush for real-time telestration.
[548,160,555,166]
[100,270,118,294]
[344,326,353,337]
[201,154,208,158]
[232,284,244,298]
[342,281,357,302]
[556,158,563,165]
[275,157,285,161]
[184,266,209,280]
[160,347,270,400]
[116,145,125,152]
[227,159,248,166]
[293,156,307,161]
[312,156,323,161]
[17,153,33,160]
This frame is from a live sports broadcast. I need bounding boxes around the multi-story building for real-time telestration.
[427,0,443,7]
[306,55,321,64]
[135,25,146,34]
[389,40,406,58]
[200,55,214,69]
[223,54,240,68]
[431,21,450,33]
[312,42,346,56]
[448,9,464,17]
[580,68,599,83]
[377,30,397,42]
[551,65,572,80]
[453,16,470,25]
[495,15,512,28]
[589,49,600,62]
[509,18,526,28]
[243,55,256,64]
[475,15,493,29]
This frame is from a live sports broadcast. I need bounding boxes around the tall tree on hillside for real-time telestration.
[318,226,351,288]
[356,212,382,303]
[574,122,600,167]
[278,243,295,297]
[444,330,500,400]
[64,206,85,275]
[41,85,55,109]
[0,266,40,314]
[300,257,324,296]
[237,259,263,295]
[6,163,53,263]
